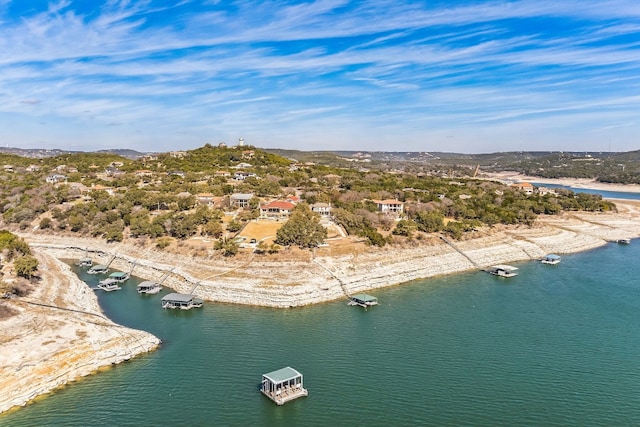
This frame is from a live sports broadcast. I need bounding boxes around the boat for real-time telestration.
[137,280,162,295]
[348,294,378,308]
[541,254,561,265]
[97,278,121,292]
[616,238,631,244]
[78,257,93,267]
[486,265,519,277]
[161,293,204,310]
[87,264,109,275]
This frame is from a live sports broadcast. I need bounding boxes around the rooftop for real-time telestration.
[161,293,195,303]
[263,366,302,384]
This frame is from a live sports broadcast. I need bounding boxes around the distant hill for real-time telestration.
[0,147,147,160]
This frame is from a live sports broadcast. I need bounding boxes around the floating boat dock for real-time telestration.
[486,265,519,277]
[261,366,308,405]
[87,264,109,275]
[97,279,121,292]
[138,281,162,295]
[161,293,203,310]
[348,294,379,308]
[78,257,93,267]
[541,254,561,265]
[105,271,130,283]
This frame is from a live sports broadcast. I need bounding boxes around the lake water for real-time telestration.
[532,183,640,200]
[3,242,640,426]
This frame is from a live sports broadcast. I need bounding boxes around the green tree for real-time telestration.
[392,219,417,237]
[14,255,39,279]
[275,203,327,248]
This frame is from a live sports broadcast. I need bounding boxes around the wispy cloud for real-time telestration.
[0,0,639,152]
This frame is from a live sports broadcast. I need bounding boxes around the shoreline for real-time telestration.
[2,199,640,414]
[18,201,640,308]
[482,172,640,194]
[0,252,160,414]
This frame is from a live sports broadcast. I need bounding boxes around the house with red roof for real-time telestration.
[260,201,295,218]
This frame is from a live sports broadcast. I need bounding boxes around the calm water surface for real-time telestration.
[3,242,640,426]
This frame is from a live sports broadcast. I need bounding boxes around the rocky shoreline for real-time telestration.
[2,200,639,414]
[0,251,160,414]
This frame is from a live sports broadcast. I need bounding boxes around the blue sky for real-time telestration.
[1,0,639,154]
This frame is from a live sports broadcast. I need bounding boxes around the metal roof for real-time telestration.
[109,272,128,278]
[161,293,194,303]
[351,294,378,302]
[491,265,518,271]
[263,366,302,384]
[138,281,158,288]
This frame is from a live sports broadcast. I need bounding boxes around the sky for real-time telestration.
[1,0,640,154]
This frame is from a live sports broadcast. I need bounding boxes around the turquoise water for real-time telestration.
[3,242,640,426]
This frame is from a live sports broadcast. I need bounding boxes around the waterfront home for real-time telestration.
[311,203,332,217]
[373,199,404,215]
[512,182,534,195]
[261,367,308,405]
[260,201,295,218]
[230,193,254,208]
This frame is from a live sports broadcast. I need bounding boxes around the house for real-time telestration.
[169,151,187,158]
[512,182,534,195]
[285,195,300,204]
[234,171,257,181]
[232,162,253,169]
[230,193,254,208]
[90,184,115,196]
[241,150,255,159]
[135,169,154,177]
[260,201,295,218]
[537,186,557,196]
[105,167,125,177]
[215,170,231,177]
[26,165,41,172]
[373,199,404,215]
[3,165,14,173]
[311,203,332,217]
[196,193,216,206]
[46,174,67,184]
[167,170,186,178]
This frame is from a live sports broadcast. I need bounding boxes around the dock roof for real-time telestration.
[109,271,128,278]
[543,254,561,260]
[263,366,302,384]
[491,264,518,271]
[351,294,378,302]
[138,280,158,287]
[161,293,194,303]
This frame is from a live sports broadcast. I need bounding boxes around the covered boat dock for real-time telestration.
[87,264,108,274]
[161,293,203,310]
[486,265,519,277]
[541,254,561,265]
[348,294,379,308]
[138,280,162,295]
[261,366,308,405]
